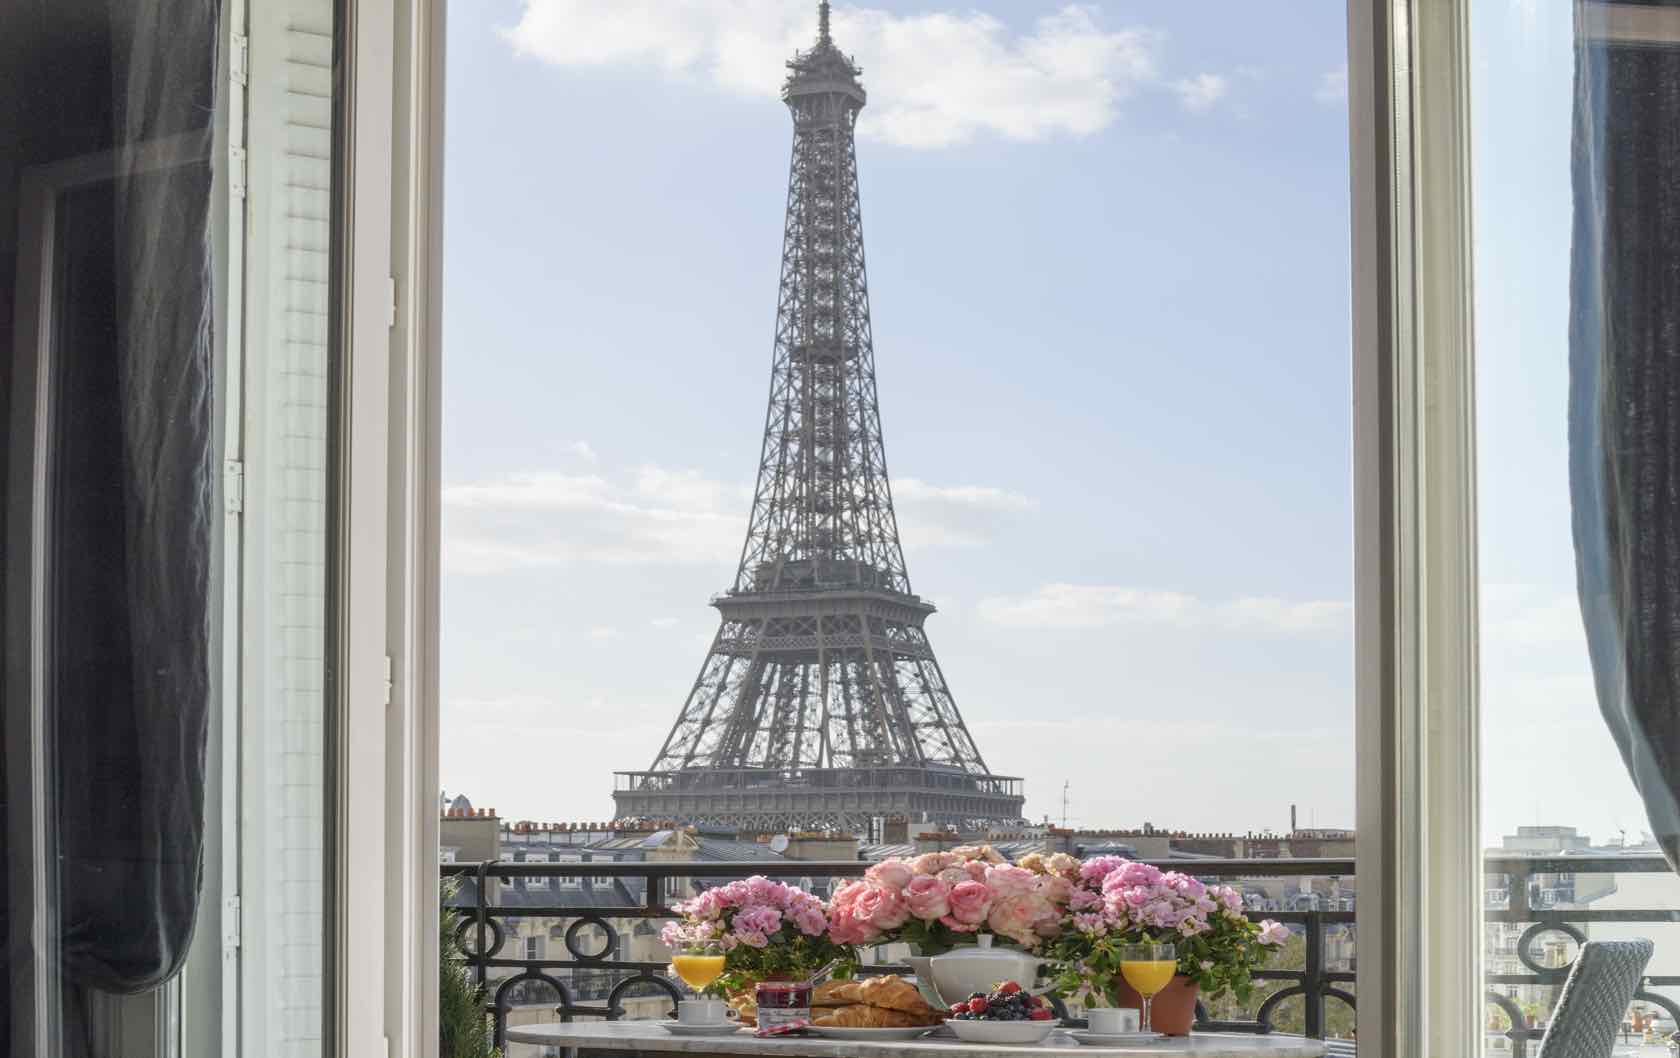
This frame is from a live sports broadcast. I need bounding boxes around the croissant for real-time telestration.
[857,975,939,1017]
[813,1004,940,1029]
[813,979,864,1006]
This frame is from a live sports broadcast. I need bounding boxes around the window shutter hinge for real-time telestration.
[223,895,241,952]
[231,34,249,87]
[224,460,244,514]
[230,146,247,200]
[387,275,398,328]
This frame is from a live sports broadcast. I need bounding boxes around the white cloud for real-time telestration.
[588,624,620,642]
[975,583,1350,633]
[893,477,1037,512]
[563,439,599,463]
[1172,73,1227,113]
[650,617,680,628]
[502,1,1162,149]
[1315,66,1347,106]
[443,456,1034,573]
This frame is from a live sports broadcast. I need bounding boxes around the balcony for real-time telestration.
[443,856,1358,1052]
[444,852,1680,1055]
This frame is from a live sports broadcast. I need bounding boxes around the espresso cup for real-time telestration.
[678,999,727,1026]
[1087,1007,1141,1035]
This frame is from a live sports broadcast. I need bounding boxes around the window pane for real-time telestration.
[443,2,1353,1050]
[1475,1,1680,1052]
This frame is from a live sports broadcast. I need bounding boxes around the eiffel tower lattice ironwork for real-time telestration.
[613,3,1025,835]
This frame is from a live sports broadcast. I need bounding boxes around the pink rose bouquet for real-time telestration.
[1044,858,1289,1006]
[829,845,1068,953]
[661,876,856,992]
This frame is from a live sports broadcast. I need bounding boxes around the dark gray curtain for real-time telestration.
[1570,0,1680,869]
[58,0,220,995]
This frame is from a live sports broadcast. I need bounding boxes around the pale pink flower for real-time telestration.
[855,884,910,930]
[937,867,970,886]
[1258,920,1291,946]
[912,852,957,876]
[866,859,914,891]
[1046,852,1080,878]
[962,860,990,883]
[987,895,1041,946]
[904,876,951,921]
[986,864,1038,898]
[945,879,993,926]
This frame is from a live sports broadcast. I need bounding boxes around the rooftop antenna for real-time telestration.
[818,1,832,45]
[1061,781,1070,829]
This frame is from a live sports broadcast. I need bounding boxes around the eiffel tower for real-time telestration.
[612,3,1025,835]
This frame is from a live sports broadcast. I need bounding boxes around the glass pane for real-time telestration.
[1,1,340,1055]
[1475,1,1680,1053]
[443,2,1354,1052]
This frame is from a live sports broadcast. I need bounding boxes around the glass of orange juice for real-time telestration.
[1117,942,1177,1034]
[670,939,727,1010]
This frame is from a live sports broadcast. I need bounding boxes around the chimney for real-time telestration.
[1290,804,1298,833]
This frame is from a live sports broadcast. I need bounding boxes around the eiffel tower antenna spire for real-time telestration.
[612,6,1024,835]
[818,1,832,46]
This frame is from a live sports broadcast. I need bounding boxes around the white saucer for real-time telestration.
[657,1020,744,1037]
[1069,1029,1165,1045]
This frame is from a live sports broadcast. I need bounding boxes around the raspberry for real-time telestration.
[950,1004,968,1016]
[1029,1009,1053,1021]
[998,981,1021,994]
[968,997,989,1015]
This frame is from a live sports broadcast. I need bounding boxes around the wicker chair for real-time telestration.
[1536,939,1655,1058]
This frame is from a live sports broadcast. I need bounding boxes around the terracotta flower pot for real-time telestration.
[1109,974,1200,1037]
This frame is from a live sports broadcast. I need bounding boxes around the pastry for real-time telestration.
[812,1004,940,1029]
[813,979,863,1007]
[857,975,939,1017]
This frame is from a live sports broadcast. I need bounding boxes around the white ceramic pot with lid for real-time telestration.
[926,935,1040,1007]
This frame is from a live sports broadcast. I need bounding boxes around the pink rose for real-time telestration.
[985,864,1038,899]
[912,852,956,876]
[1046,853,1080,878]
[963,860,990,883]
[987,896,1041,946]
[937,867,969,886]
[827,902,882,946]
[904,876,951,921]
[945,880,993,926]
[1258,920,1291,946]
[866,859,914,891]
[855,884,910,930]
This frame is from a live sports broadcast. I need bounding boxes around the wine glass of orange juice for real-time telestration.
[670,939,726,999]
[1117,942,1177,1034]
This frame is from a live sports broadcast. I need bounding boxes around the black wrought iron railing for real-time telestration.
[1483,854,1680,1056]
[441,856,1357,1051]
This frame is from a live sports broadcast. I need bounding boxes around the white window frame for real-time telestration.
[326,0,445,1056]
[1350,0,1481,1056]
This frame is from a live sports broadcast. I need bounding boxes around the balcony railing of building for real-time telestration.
[441,857,1357,1051]
[1484,854,1680,1056]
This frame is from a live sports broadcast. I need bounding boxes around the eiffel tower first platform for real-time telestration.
[612,4,1025,835]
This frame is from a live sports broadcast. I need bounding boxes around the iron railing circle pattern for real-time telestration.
[564,914,620,962]
[1514,921,1587,978]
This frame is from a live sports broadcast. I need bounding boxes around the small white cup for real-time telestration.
[1087,1007,1141,1035]
[678,999,727,1026]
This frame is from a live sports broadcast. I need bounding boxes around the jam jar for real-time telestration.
[754,978,813,1031]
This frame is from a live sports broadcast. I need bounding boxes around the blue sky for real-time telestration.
[437,0,1617,842]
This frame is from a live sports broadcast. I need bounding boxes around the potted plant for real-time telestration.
[1043,857,1289,1036]
[660,876,857,1001]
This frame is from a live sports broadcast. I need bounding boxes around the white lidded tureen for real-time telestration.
[923,935,1040,1008]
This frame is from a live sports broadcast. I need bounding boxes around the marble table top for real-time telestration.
[502,1021,1327,1057]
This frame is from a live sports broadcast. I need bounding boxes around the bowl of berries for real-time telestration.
[945,981,1059,1044]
